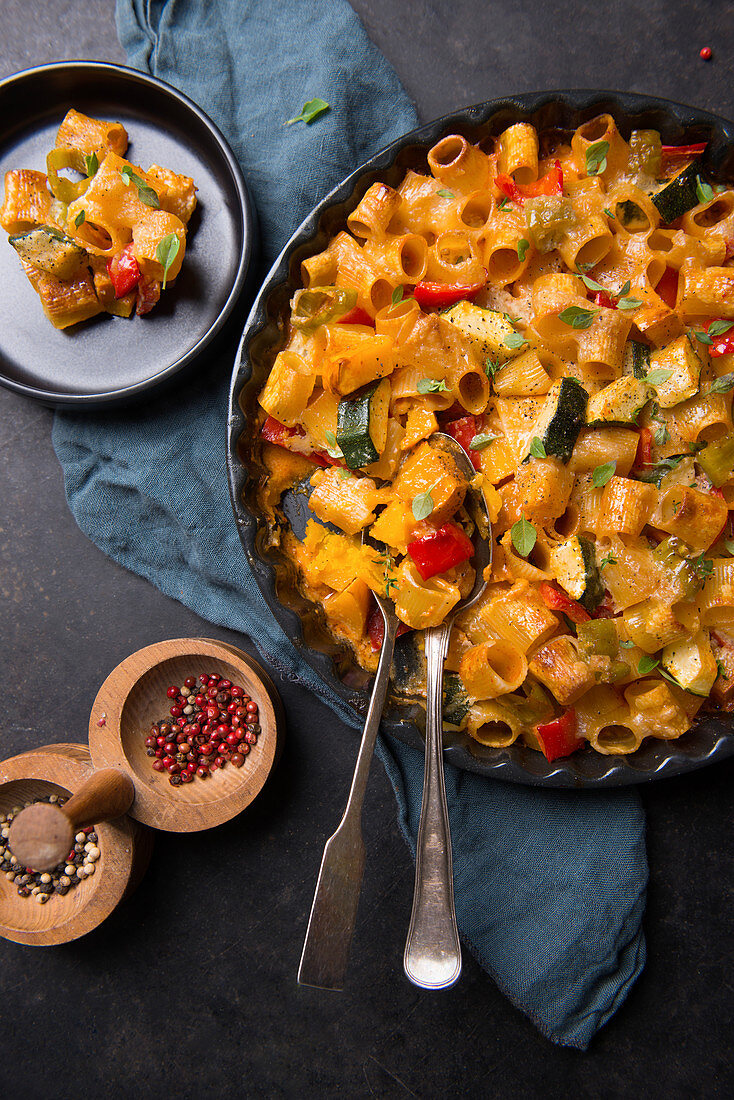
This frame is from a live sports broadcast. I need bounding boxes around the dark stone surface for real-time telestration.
[0,2,733,1097]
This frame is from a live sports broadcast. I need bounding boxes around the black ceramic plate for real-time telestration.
[228,89,734,787]
[0,62,254,407]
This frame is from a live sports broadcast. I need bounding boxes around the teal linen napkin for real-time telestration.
[51,0,647,1048]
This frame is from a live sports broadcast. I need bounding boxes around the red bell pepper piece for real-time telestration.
[260,416,333,468]
[407,523,475,581]
[635,426,653,470]
[367,605,411,652]
[338,306,374,326]
[655,266,678,309]
[443,415,482,469]
[413,278,486,311]
[538,581,591,624]
[702,318,734,357]
[108,244,142,298]
[661,142,708,158]
[535,708,582,762]
[495,160,563,206]
[592,290,616,310]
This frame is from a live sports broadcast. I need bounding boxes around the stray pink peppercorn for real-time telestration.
[700,46,712,60]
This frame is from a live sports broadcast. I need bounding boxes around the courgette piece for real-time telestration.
[622,339,651,380]
[697,431,734,487]
[443,672,471,727]
[549,535,605,611]
[586,376,649,426]
[615,200,649,230]
[441,301,524,366]
[336,378,390,469]
[525,377,587,463]
[651,162,701,224]
[647,333,701,407]
[9,224,86,280]
[661,631,718,696]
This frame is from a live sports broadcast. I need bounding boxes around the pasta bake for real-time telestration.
[0,109,196,328]
[254,113,734,761]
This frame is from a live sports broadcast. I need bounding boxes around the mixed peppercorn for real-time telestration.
[1,795,100,902]
[145,673,260,786]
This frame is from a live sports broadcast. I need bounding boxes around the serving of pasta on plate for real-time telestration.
[0,108,197,328]
[252,111,734,763]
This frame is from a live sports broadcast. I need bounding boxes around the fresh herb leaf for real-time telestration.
[504,331,528,349]
[119,166,160,208]
[558,305,598,329]
[155,232,180,290]
[654,423,670,445]
[517,237,530,262]
[577,272,606,293]
[391,286,404,306]
[603,207,614,218]
[725,539,734,556]
[586,140,610,176]
[469,432,496,451]
[638,655,660,675]
[84,152,98,178]
[498,197,511,211]
[285,97,330,126]
[529,436,547,459]
[324,430,343,459]
[709,372,734,394]
[599,553,618,569]
[412,485,436,521]
[708,320,734,337]
[619,639,635,649]
[646,368,674,386]
[617,296,642,310]
[696,175,714,204]
[417,377,448,394]
[436,188,454,199]
[693,328,714,345]
[717,659,729,680]
[338,467,353,480]
[74,209,85,227]
[619,280,631,297]
[577,260,596,272]
[510,516,537,557]
[692,552,714,580]
[592,460,616,488]
[485,356,500,378]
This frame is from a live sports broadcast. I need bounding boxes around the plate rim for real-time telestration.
[0,59,255,407]
[227,87,734,788]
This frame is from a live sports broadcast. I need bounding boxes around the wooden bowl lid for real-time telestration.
[0,744,150,946]
[88,639,284,832]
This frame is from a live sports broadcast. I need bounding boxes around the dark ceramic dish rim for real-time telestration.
[227,88,734,788]
[0,60,255,407]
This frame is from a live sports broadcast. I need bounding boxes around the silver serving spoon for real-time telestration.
[298,532,400,989]
[403,432,492,990]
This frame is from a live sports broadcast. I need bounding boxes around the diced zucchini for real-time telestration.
[9,224,86,280]
[622,339,651,380]
[647,334,701,407]
[525,195,577,252]
[524,377,587,463]
[627,130,662,178]
[651,162,701,224]
[336,378,390,469]
[441,302,523,366]
[661,631,718,695]
[576,619,619,659]
[698,432,734,487]
[615,200,649,230]
[586,376,649,426]
[549,535,605,611]
[443,672,471,727]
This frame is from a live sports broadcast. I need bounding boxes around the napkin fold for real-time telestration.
[51,0,648,1048]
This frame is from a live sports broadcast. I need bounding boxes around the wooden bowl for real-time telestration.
[88,639,284,832]
[0,744,152,946]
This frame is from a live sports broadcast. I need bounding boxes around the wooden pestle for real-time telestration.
[7,769,135,872]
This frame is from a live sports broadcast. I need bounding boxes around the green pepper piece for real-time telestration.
[576,619,619,659]
[651,537,701,599]
[627,130,662,178]
[46,147,91,205]
[525,196,577,253]
[291,286,358,334]
[697,432,734,487]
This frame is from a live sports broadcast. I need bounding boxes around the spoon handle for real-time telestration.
[298,606,399,990]
[404,620,461,990]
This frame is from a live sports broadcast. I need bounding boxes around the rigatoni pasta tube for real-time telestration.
[459,639,527,700]
[427,134,491,193]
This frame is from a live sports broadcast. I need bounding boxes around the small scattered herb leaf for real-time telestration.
[646,368,674,386]
[469,432,496,451]
[74,209,85,227]
[708,319,734,337]
[517,237,529,262]
[696,175,714,204]
[417,377,448,394]
[510,516,537,557]
[84,152,98,177]
[638,655,660,675]
[558,305,598,329]
[412,487,435,521]
[577,272,605,293]
[599,553,618,569]
[603,207,614,218]
[436,188,454,199]
[485,356,500,378]
[709,372,734,394]
[498,197,511,211]
[592,460,616,488]
[119,165,160,208]
[586,140,610,176]
[717,658,729,681]
[155,232,180,290]
[529,436,547,459]
[617,296,642,310]
[324,430,343,459]
[285,97,330,126]
[504,330,528,349]
[619,280,631,297]
[391,285,404,306]
[338,467,353,480]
